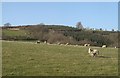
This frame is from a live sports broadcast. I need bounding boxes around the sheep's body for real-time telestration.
[36,40,40,44]
[44,41,47,44]
[84,44,90,46]
[57,42,60,45]
[102,45,107,48]
[65,43,69,46]
[84,44,87,46]
[88,48,99,57]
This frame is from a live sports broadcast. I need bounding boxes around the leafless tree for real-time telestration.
[76,22,83,29]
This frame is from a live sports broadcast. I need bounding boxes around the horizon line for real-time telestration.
[1,23,118,31]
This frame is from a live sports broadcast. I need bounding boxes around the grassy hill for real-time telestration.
[2,29,27,37]
[2,25,119,47]
[0,40,1,77]
[2,41,118,76]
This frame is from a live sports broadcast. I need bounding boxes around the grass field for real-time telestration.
[2,41,118,76]
[2,29,27,36]
[0,40,2,77]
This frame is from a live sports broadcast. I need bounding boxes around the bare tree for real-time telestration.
[76,22,84,29]
[112,29,114,31]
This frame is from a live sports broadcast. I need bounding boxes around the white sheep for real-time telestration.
[44,41,47,44]
[36,40,40,44]
[84,44,90,46]
[102,45,107,48]
[88,48,99,57]
[57,42,60,45]
[65,43,69,46]
[84,44,88,46]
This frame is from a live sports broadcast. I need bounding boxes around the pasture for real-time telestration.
[0,40,2,77]
[2,29,27,37]
[2,41,118,76]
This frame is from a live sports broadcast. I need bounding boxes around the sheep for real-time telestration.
[84,44,90,46]
[57,42,60,45]
[44,41,47,44]
[36,40,40,44]
[84,44,88,46]
[102,45,107,48]
[65,43,69,46]
[74,45,78,47]
[88,48,99,57]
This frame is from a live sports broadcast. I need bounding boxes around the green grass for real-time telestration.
[2,41,118,76]
[2,29,27,36]
[0,40,2,77]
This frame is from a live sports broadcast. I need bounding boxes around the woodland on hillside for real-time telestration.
[2,25,119,47]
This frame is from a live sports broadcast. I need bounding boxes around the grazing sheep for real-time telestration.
[84,44,88,46]
[57,42,60,45]
[84,44,90,46]
[88,48,99,57]
[65,43,69,46]
[36,40,40,44]
[74,45,78,47]
[102,45,107,48]
[44,41,47,44]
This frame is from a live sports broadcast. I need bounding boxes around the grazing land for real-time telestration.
[2,25,119,47]
[2,41,118,76]
[0,40,2,77]
[2,29,27,37]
